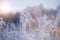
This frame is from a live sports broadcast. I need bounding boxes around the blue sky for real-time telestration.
[0,0,60,12]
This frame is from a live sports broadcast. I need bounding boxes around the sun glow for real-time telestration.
[0,2,12,13]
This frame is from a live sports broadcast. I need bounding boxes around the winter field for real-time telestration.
[0,4,60,40]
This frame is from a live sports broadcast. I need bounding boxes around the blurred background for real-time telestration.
[0,0,60,40]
